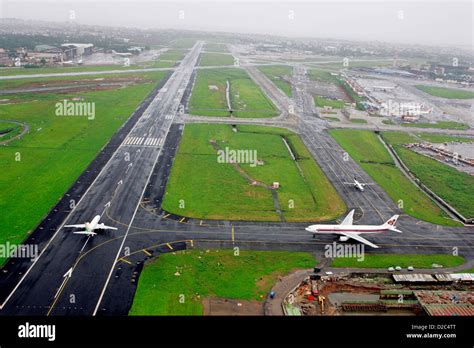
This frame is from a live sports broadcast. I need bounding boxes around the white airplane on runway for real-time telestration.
[305,210,402,248]
[64,215,117,236]
[343,178,372,191]
[112,50,132,57]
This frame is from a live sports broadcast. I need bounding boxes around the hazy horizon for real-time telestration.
[1,0,472,48]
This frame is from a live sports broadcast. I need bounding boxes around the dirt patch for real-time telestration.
[202,297,264,316]
[3,76,152,94]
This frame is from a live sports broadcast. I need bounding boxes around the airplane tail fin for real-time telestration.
[383,215,402,232]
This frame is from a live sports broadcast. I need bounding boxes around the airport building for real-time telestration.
[61,43,94,60]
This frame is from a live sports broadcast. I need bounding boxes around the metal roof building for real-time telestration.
[414,291,474,316]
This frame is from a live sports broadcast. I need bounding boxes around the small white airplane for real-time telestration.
[343,178,372,191]
[305,209,401,248]
[112,50,132,57]
[64,215,117,236]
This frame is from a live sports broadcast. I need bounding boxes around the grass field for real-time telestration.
[170,39,196,48]
[307,69,365,105]
[329,129,460,226]
[0,121,23,142]
[331,254,465,268]
[350,118,368,124]
[188,68,278,118]
[129,249,316,315]
[199,53,235,66]
[204,43,229,53]
[323,116,340,122]
[0,71,168,262]
[314,96,345,109]
[308,69,340,84]
[258,65,293,97]
[309,60,396,70]
[401,121,469,130]
[382,132,474,219]
[0,64,143,76]
[414,133,473,143]
[415,85,474,99]
[0,70,166,91]
[162,124,346,221]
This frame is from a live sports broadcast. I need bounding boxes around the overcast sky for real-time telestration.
[1,0,473,47]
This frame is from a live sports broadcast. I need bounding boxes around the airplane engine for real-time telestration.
[339,236,349,242]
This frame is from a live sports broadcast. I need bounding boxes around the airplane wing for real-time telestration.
[64,224,86,228]
[341,232,379,249]
[73,231,97,236]
[96,223,118,230]
[340,210,355,225]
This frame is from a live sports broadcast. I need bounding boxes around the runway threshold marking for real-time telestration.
[92,55,197,314]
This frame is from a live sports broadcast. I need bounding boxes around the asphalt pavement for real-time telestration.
[1,42,473,316]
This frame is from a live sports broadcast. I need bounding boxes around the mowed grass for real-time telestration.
[189,68,278,118]
[204,43,229,53]
[308,69,340,84]
[314,96,345,109]
[329,129,460,226]
[199,53,234,66]
[129,249,316,315]
[401,121,469,130]
[258,65,293,97]
[414,133,473,143]
[0,120,20,132]
[0,64,142,76]
[382,132,474,219]
[0,70,165,91]
[0,121,23,142]
[0,71,167,261]
[157,49,186,63]
[331,254,465,268]
[350,118,368,124]
[415,85,474,99]
[162,124,346,222]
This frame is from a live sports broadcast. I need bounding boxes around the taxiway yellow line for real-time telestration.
[118,258,132,265]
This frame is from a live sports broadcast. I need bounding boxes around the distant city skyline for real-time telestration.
[1,0,472,48]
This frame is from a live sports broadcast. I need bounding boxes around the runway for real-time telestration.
[0,41,473,316]
[0,41,203,315]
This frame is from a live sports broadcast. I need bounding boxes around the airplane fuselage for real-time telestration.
[85,215,101,232]
[354,180,364,191]
[306,224,389,234]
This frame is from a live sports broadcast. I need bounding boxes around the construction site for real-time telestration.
[283,272,474,316]
[406,141,474,175]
